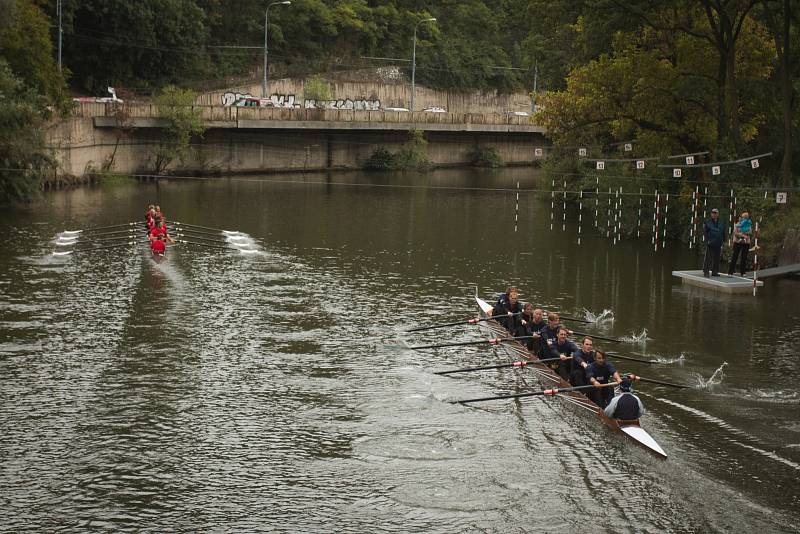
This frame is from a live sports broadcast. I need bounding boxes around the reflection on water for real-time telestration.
[0,169,798,531]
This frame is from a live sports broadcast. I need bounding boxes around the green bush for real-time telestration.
[395,128,431,170]
[304,75,333,103]
[467,146,503,167]
[365,146,398,170]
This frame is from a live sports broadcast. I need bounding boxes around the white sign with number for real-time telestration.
[712,165,721,175]
[636,160,645,170]
[673,168,682,178]
[751,159,760,169]
[624,143,632,152]
[686,156,695,165]
[579,148,587,157]
[534,148,543,157]
[776,192,787,204]
[596,161,605,170]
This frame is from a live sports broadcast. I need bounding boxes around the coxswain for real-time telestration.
[145,204,155,223]
[150,233,166,257]
[603,377,645,420]
[570,337,596,386]
[544,326,578,381]
[490,286,522,333]
[586,351,621,408]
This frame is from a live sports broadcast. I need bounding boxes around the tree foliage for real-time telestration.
[152,85,206,174]
[0,60,52,203]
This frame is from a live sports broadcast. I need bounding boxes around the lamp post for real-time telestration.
[410,17,436,111]
[57,0,63,71]
[263,1,291,98]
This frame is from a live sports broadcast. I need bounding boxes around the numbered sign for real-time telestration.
[624,143,632,152]
[686,156,695,165]
[578,148,587,157]
[534,148,543,157]
[776,192,787,204]
[673,168,682,178]
[751,159,760,169]
[712,166,721,175]
[636,160,645,170]
[596,161,605,170]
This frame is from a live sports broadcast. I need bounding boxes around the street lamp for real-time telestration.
[263,1,291,98]
[410,17,436,111]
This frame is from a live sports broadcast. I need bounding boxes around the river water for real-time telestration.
[1,169,799,532]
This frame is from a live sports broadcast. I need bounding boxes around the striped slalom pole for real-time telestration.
[637,188,642,238]
[514,181,519,233]
[701,187,708,244]
[728,189,735,247]
[753,218,761,296]
[550,178,555,231]
[562,180,567,231]
[594,176,599,228]
[578,189,583,245]
[662,193,669,250]
[617,186,623,243]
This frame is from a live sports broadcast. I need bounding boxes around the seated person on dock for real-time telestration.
[570,337,596,387]
[586,351,621,408]
[544,326,578,381]
[604,377,645,420]
[490,286,522,333]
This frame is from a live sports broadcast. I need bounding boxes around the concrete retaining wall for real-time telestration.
[46,118,545,178]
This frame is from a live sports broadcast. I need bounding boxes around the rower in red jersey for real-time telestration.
[150,234,166,258]
[156,218,174,243]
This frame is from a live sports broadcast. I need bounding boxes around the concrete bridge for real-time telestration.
[77,102,546,134]
[49,103,548,179]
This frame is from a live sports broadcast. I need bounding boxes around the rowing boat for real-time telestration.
[474,295,667,459]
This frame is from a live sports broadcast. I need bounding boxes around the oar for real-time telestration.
[408,335,533,350]
[570,330,623,343]
[626,373,691,389]
[405,312,522,333]
[606,351,661,364]
[171,232,230,244]
[555,314,593,324]
[454,381,618,404]
[172,221,243,235]
[59,240,138,254]
[169,224,227,237]
[435,357,562,375]
[176,239,229,251]
[61,222,139,234]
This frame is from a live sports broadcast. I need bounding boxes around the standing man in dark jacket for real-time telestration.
[703,208,726,277]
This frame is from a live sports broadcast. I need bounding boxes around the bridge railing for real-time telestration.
[71,102,536,127]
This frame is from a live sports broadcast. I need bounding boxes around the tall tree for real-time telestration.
[0,60,52,203]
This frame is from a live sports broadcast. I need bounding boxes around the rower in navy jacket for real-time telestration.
[515,303,545,352]
[570,336,596,386]
[490,286,522,333]
[538,312,574,357]
[544,326,578,381]
[586,351,621,408]
[604,377,645,420]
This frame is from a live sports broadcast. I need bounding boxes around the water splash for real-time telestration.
[620,328,650,344]
[582,308,614,323]
[643,352,685,365]
[693,361,728,389]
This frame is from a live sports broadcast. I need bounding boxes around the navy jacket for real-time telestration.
[704,218,726,248]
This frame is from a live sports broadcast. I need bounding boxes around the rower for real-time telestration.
[570,337,596,386]
[586,351,621,408]
[156,218,174,243]
[150,233,166,256]
[544,326,578,381]
[604,377,645,420]
[490,286,522,333]
[518,305,545,353]
[538,312,571,357]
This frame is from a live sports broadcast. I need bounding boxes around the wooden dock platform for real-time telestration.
[672,270,763,294]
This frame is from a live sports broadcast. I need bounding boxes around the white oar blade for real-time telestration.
[52,250,74,256]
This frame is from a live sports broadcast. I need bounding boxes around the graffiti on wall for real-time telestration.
[222,91,381,110]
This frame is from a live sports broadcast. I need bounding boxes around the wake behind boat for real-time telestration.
[472,295,667,458]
